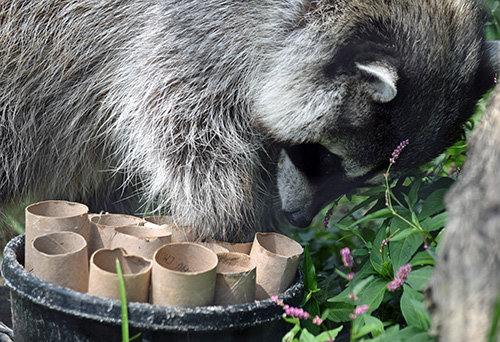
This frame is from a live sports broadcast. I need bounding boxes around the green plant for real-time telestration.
[116,259,141,342]
[278,139,448,341]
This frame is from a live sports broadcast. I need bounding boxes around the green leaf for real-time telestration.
[356,186,388,197]
[370,225,392,278]
[418,189,447,219]
[353,276,375,296]
[116,258,131,342]
[406,266,434,291]
[364,198,390,217]
[352,260,378,282]
[409,251,435,266]
[352,315,385,339]
[302,299,321,335]
[390,230,422,273]
[488,277,500,342]
[389,212,413,234]
[282,319,301,342]
[407,179,422,209]
[328,277,372,305]
[129,333,141,342]
[410,211,420,227]
[303,245,318,293]
[340,193,384,222]
[420,212,448,232]
[418,177,454,199]
[401,285,431,330]
[283,316,301,325]
[345,208,394,229]
[315,327,344,342]
[397,326,434,342]
[327,302,355,322]
[404,331,435,342]
[390,228,419,242]
[298,328,316,342]
[362,325,402,342]
[353,248,369,257]
[357,278,390,314]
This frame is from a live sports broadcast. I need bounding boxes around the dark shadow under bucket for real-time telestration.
[1,234,304,342]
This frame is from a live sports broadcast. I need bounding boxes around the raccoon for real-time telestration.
[273,5,500,228]
[0,0,498,241]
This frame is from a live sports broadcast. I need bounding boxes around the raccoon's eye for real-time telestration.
[284,144,343,179]
[322,153,336,166]
[321,152,341,175]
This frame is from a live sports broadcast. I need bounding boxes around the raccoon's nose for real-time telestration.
[283,210,312,228]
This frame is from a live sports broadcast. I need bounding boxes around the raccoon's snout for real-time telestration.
[283,209,314,228]
[278,144,346,228]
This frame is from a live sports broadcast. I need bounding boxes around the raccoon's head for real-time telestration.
[252,0,500,227]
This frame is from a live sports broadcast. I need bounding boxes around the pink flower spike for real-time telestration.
[387,280,399,292]
[387,264,412,291]
[341,247,354,268]
[353,304,370,315]
[389,139,409,164]
[312,315,323,326]
[396,264,412,280]
[272,295,284,306]
[282,304,311,320]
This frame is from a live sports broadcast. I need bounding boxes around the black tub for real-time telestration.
[1,235,304,342]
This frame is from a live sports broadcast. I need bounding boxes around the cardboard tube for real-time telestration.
[152,243,218,307]
[205,239,253,255]
[109,226,172,260]
[25,200,89,272]
[250,233,304,300]
[143,216,195,242]
[88,248,152,303]
[31,231,89,293]
[214,252,256,305]
[198,242,229,255]
[88,214,144,256]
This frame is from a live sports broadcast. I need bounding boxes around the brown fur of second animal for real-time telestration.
[429,87,500,341]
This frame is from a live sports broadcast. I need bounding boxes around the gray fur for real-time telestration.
[0,0,496,240]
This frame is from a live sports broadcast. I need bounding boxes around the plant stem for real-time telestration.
[116,258,129,342]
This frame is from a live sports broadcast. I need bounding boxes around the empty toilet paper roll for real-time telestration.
[31,231,89,293]
[88,214,144,255]
[205,239,253,255]
[143,216,195,242]
[88,248,152,303]
[214,252,256,305]
[25,200,89,272]
[198,242,229,255]
[250,232,304,300]
[151,243,218,307]
[109,226,172,260]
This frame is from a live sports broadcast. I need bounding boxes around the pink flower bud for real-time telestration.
[341,247,354,268]
[312,315,323,326]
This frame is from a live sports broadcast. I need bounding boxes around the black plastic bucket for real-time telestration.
[1,235,304,342]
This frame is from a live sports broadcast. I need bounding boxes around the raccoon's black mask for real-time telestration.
[278,144,384,228]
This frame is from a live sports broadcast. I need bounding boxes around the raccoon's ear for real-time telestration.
[356,61,398,103]
[486,40,500,75]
